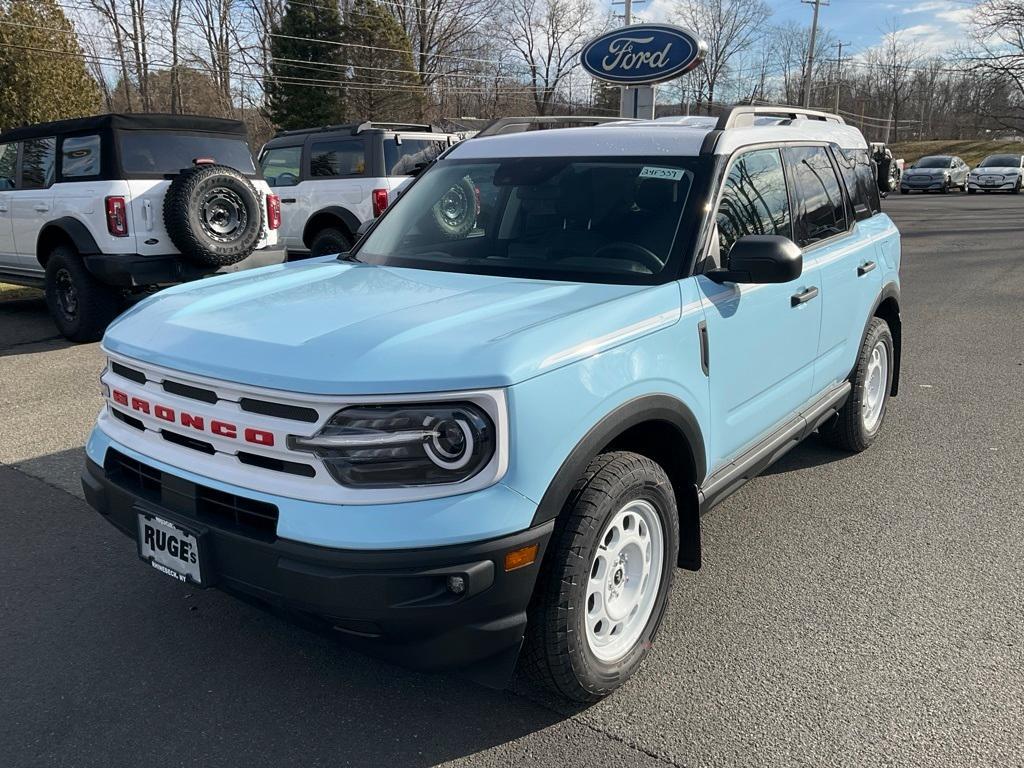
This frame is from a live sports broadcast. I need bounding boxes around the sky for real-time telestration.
[623,0,978,59]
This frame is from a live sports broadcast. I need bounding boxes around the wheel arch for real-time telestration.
[36,218,100,267]
[531,394,707,571]
[869,282,902,396]
[301,206,360,249]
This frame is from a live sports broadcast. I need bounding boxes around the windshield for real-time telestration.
[979,155,1021,168]
[913,157,951,169]
[118,132,257,176]
[355,157,695,284]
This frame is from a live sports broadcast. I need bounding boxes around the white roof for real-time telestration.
[447,117,867,161]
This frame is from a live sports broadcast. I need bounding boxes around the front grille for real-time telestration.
[240,397,319,423]
[111,361,146,384]
[162,379,218,404]
[161,428,216,455]
[112,408,145,431]
[104,449,279,539]
[238,451,316,477]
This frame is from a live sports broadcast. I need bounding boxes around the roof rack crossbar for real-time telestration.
[715,106,845,131]
[475,115,636,137]
[351,121,434,134]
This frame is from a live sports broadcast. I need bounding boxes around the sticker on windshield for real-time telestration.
[639,166,684,181]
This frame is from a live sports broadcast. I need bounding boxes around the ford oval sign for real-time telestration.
[581,24,706,85]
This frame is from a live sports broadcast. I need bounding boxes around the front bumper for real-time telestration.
[967,179,1017,191]
[82,455,553,684]
[900,178,947,191]
[84,246,286,288]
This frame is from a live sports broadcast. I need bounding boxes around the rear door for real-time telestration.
[12,136,56,266]
[259,142,304,249]
[0,141,16,267]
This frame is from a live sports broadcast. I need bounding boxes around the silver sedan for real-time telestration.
[899,155,969,194]
[967,154,1024,194]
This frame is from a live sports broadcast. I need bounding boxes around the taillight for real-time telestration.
[266,194,281,230]
[105,196,128,237]
[372,188,389,218]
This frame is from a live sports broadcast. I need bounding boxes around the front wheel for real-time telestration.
[967,188,976,194]
[44,246,122,342]
[819,317,894,452]
[522,452,679,702]
[309,227,353,258]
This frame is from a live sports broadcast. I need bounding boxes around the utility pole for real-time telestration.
[801,0,829,108]
[832,40,850,114]
[612,0,652,118]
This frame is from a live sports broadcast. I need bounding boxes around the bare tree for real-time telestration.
[499,0,595,115]
[872,23,919,141]
[673,0,771,114]
[963,0,1024,129]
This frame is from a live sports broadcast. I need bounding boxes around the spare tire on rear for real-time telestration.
[163,164,264,267]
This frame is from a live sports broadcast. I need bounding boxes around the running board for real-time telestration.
[698,382,852,514]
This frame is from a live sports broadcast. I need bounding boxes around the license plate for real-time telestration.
[137,513,203,585]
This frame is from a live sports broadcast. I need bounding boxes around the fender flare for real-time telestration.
[531,394,707,528]
[865,281,902,395]
[302,206,361,248]
[37,217,101,264]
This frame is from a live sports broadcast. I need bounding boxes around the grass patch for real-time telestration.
[0,283,42,302]
[890,139,1024,168]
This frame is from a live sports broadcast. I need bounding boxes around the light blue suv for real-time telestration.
[82,107,902,702]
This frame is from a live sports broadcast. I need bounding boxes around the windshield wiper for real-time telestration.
[336,251,362,263]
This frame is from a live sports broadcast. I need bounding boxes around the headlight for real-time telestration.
[289,402,495,488]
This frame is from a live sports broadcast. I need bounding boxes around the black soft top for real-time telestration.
[0,113,246,143]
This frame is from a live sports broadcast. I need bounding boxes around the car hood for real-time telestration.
[907,168,947,175]
[973,167,1020,174]
[103,258,681,395]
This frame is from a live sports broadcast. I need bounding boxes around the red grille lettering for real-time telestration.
[131,397,150,415]
[244,428,274,447]
[155,405,175,422]
[211,420,236,439]
[180,412,205,430]
[113,390,129,406]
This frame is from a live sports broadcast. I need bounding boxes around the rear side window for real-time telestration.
[62,135,101,179]
[783,146,847,246]
[836,148,880,219]
[260,145,302,186]
[310,139,365,178]
[384,138,446,176]
[21,137,57,189]
[0,143,15,189]
[118,132,256,176]
[716,147,792,262]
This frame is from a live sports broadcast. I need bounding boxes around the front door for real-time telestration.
[698,147,823,472]
[0,142,17,268]
[11,136,56,266]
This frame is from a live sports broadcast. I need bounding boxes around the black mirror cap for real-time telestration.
[708,235,803,284]
[356,219,373,237]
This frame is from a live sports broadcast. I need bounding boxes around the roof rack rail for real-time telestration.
[351,121,435,134]
[715,105,845,131]
[475,115,635,138]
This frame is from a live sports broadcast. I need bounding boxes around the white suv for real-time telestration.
[258,122,463,258]
[0,113,282,342]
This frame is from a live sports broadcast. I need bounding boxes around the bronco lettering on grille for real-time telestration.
[110,389,275,447]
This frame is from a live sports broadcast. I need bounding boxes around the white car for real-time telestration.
[0,113,282,341]
[967,154,1024,194]
[258,122,463,258]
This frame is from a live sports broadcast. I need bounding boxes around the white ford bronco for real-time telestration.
[0,114,282,342]
[258,121,462,258]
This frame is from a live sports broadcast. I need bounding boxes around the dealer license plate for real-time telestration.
[137,513,203,585]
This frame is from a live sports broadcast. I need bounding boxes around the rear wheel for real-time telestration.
[522,452,679,702]
[309,227,353,258]
[967,188,976,194]
[819,317,894,452]
[44,246,122,342]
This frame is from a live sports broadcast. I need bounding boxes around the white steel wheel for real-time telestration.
[584,499,665,662]
[861,340,889,433]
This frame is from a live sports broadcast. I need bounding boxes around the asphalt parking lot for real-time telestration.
[3,192,1023,767]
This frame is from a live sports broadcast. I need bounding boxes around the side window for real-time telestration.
[61,135,101,179]
[309,139,365,178]
[783,146,848,247]
[0,142,16,189]
[384,138,446,176]
[716,147,792,262]
[837,147,881,219]
[21,137,57,189]
[260,145,302,187]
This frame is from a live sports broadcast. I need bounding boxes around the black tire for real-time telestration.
[1013,180,1021,195]
[967,188,976,194]
[898,188,906,195]
[44,245,122,343]
[430,176,477,239]
[163,164,264,267]
[309,227,353,258]
[819,317,894,452]
[522,451,679,702]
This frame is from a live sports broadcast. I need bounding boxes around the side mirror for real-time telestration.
[707,235,802,284]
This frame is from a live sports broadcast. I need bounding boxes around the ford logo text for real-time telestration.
[581,24,706,85]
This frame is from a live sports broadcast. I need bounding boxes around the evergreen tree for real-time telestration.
[593,82,622,116]
[266,0,345,131]
[0,0,100,131]
[340,0,424,121]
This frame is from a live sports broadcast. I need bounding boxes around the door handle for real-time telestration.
[791,286,819,306]
[857,261,876,276]
[280,198,297,204]
[34,203,50,212]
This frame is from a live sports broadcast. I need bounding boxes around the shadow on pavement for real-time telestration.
[759,435,852,476]
[2,453,576,768]
[0,293,72,357]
